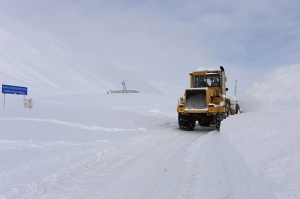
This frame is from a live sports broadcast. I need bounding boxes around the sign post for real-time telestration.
[2,84,28,108]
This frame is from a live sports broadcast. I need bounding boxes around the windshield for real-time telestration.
[193,75,220,87]
[207,75,220,87]
[193,75,206,88]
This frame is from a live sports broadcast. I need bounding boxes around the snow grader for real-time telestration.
[177,66,231,131]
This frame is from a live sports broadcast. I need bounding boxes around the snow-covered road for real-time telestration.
[2,121,210,198]
[38,125,206,199]
[1,94,298,198]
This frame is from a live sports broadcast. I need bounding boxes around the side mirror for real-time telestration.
[226,88,228,91]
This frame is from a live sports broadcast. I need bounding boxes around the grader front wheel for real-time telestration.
[178,113,195,131]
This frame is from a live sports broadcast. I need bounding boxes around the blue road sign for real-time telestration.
[2,84,27,95]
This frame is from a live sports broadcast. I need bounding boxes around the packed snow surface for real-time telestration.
[1,93,299,199]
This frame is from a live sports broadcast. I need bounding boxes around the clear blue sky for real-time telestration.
[1,0,299,93]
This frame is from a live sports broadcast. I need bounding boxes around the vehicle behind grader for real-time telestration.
[177,66,235,131]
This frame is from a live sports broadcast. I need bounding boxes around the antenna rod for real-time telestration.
[234,79,237,96]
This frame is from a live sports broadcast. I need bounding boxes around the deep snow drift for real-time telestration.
[223,112,300,199]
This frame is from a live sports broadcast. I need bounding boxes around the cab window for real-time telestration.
[193,75,207,88]
[207,75,220,87]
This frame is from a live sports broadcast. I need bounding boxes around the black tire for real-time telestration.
[223,112,227,120]
[215,113,223,131]
[178,113,195,131]
[216,119,221,131]
[236,104,240,114]
[225,104,230,117]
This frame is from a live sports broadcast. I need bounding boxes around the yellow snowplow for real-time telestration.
[177,66,230,131]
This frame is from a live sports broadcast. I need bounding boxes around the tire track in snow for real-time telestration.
[0,140,83,151]
[5,122,276,199]
[121,131,202,199]
[0,118,146,132]
[6,124,204,199]
[0,140,109,194]
[179,131,277,199]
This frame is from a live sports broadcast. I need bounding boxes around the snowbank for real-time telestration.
[181,131,276,198]
[239,64,300,112]
[222,112,300,199]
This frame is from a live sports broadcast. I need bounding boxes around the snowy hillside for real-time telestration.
[0,14,161,97]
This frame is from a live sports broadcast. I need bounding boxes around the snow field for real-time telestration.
[0,94,180,197]
[0,93,299,198]
[4,123,159,198]
[222,112,300,199]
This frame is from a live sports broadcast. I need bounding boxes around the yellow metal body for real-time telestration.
[177,69,226,116]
